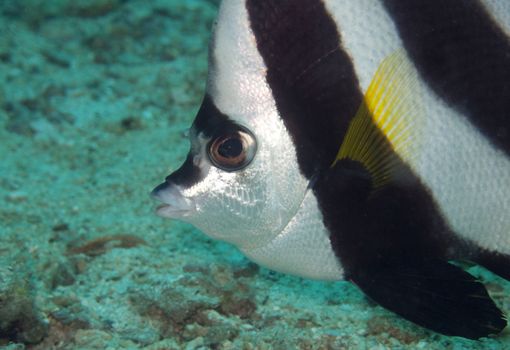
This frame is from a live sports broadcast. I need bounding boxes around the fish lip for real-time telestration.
[151,182,196,218]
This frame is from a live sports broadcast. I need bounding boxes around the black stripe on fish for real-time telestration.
[314,159,453,279]
[383,0,510,154]
[313,158,507,339]
[164,95,231,189]
[192,94,230,138]
[161,153,202,189]
[246,0,363,178]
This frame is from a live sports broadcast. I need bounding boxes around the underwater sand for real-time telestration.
[0,0,508,349]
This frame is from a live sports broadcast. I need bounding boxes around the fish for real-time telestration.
[152,0,510,339]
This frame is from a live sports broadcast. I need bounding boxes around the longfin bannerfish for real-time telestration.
[152,0,510,339]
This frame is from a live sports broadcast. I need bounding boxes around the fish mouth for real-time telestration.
[151,181,196,218]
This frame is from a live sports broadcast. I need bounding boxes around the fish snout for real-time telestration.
[151,181,196,218]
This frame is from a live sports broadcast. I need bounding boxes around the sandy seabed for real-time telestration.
[0,1,509,349]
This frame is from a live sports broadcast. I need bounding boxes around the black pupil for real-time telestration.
[218,137,243,158]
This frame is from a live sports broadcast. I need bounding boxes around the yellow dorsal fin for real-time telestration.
[332,50,424,189]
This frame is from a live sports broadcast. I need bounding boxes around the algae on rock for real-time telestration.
[0,261,48,344]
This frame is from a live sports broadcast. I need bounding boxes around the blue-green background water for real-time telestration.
[0,1,508,349]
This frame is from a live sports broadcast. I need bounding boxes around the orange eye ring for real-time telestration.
[207,128,257,171]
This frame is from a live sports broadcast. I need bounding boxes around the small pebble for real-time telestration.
[5,191,28,203]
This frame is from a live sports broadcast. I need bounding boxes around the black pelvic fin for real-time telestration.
[475,250,510,282]
[349,260,507,339]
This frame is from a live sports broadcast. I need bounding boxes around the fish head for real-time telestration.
[152,0,310,249]
[152,95,309,250]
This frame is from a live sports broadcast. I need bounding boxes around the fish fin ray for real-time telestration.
[349,259,507,339]
[333,50,425,190]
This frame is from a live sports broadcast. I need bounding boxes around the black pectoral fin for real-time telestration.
[350,260,507,339]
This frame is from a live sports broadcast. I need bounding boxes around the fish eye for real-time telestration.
[208,127,257,171]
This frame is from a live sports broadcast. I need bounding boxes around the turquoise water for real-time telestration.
[0,1,508,349]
